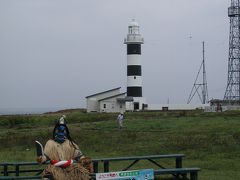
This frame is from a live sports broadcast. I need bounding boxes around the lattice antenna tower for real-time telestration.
[224,0,240,104]
[187,41,209,104]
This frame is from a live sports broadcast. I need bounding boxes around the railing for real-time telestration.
[124,35,144,44]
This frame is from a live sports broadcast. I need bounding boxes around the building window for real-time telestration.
[120,104,122,108]
[104,104,106,108]
[134,76,136,79]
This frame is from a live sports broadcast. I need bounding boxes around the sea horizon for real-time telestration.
[0,107,82,115]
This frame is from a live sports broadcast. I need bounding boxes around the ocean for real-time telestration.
[0,107,64,115]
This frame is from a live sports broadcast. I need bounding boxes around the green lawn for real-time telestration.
[0,110,240,179]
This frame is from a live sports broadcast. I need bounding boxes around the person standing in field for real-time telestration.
[117,113,124,129]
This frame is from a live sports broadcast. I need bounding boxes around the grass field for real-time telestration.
[0,110,240,179]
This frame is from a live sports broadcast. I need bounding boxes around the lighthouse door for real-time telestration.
[134,102,139,110]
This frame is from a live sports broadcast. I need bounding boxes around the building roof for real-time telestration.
[98,92,126,101]
[85,87,121,98]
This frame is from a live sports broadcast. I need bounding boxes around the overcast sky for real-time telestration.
[0,0,230,111]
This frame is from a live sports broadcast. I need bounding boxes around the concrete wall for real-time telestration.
[147,104,209,111]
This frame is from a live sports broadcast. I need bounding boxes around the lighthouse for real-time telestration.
[124,19,146,110]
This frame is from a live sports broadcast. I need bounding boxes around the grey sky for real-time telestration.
[0,0,229,110]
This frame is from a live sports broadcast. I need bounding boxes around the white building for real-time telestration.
[86,87,126,113]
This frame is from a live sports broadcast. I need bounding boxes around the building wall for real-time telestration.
[99,95,126,113]
[100,100,125,113]
[126,102,134,111]
[133,97,146,110]
[86,89,121,112]
[87,98,99,112]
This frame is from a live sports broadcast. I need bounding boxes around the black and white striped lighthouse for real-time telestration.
[124,19,146,110]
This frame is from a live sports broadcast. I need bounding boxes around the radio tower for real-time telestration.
[187,41,208,104]
[224,0,240,104]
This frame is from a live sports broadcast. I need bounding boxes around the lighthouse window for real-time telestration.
[134,76,136,79]
[104,104,106,108]
[129,27,132,34]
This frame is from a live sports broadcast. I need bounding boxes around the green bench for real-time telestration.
[0,154,200,180]
[0,176,41,179]
[92,154,185,172]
